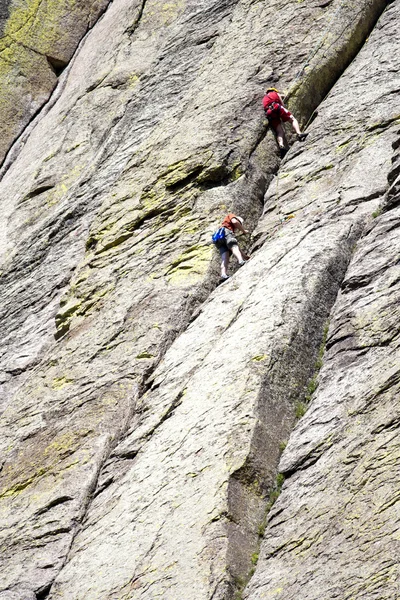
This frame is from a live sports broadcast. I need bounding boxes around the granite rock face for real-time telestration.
[0,0,109,162]
[0,0,399,598]
[244,2,400,599]
[245,165,400,598]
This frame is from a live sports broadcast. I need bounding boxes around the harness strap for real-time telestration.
[265,102,281,115]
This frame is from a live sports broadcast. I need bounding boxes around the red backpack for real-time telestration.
[263,93,281,119]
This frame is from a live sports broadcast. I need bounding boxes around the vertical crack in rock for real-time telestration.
[285,0,388,122]
[243,1,400,598]
[125,0,149,36]
[0,0,119,177]
[244,131,400,600]
[0,0,115,164]
[217,227,365,599]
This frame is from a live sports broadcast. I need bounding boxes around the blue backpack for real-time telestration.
[212,227,225,244]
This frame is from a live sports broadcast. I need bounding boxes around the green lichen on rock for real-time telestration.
[52,376,74,390]
[0,429,87,499]
[55,280,115,338]
[165,243,213,284]
[136,351,155,359]
[141,0,185,28]
[0,0,107,159]
[251,354,268,362]
[4,0,76,55]
[162,157,205,189]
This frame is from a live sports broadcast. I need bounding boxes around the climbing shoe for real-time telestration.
[279,147,288,159]
[218,275,230,285]
[297,133,308,142]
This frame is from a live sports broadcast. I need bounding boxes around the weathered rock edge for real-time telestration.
[0,0,111,163]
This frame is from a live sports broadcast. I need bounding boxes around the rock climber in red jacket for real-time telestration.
[263,88,308,158]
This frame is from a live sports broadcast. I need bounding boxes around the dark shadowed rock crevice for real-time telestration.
[286,0,389,123]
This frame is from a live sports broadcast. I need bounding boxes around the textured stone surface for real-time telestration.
[46,209,368,600]
[0,0,333,592]
[47,0,400,595]
[0,0,398,598]
[244,152,400,600]
[0,591,36,600]
[244,2,400,599]
[0,0,11,35]
[0,0,109,161]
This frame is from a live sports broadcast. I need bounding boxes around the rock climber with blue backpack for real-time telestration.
[263,87,308,158]
[212,213,250,283]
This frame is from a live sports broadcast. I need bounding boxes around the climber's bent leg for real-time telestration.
[275,122,286,150]
[220,249,230,278]
[288,115,302,135]
[230,243,247,266]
